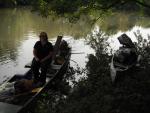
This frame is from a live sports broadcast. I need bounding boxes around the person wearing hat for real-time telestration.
[31,32,53,86]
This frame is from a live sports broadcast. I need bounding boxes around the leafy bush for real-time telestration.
[30,30,150,113]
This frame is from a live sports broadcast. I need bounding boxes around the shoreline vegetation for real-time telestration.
[27,30,150,113]
[1,0,150,25]
[1,1,150,113]
[1,1,150,16]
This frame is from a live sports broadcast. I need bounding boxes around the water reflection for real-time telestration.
[0,8,93,84]
[1,7,150,86]
[96,11,150,35]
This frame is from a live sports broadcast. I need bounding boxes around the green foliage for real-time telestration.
[31,0,150,16]
[24,28,150,113]
[59,31,150,113]
[34,30,150,113]
[110,31,150,113]
[0,0,16,7]
[1,0,150,22]
[0,0,33,7]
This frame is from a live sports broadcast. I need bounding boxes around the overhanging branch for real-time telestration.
[93,0,128,10]
[134,0,150,9]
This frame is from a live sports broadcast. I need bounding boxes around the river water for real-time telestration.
[0,8,150,84]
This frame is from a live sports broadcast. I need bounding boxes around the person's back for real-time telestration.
[59,40,69,58]
[118,34,135,48]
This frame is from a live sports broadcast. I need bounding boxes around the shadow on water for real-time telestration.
[26,29,150,113]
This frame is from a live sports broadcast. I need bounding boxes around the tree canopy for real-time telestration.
[1,0,150,16]
[29,0,150,17]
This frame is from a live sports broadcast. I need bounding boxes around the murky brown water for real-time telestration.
[0,8,150,84]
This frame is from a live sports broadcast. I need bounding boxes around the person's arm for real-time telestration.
[40,51,53,63]
[33,49,40,61]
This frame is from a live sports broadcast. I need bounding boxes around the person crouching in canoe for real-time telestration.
[31,32,53,87]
